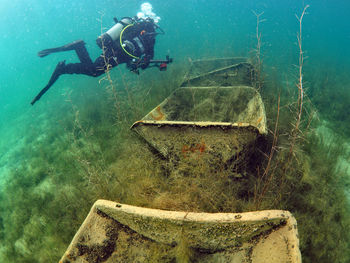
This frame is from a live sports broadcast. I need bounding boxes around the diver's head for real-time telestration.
[137,2,160,23]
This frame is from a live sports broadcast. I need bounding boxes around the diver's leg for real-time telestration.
[63,55,116,76]
[39,40,94,66]
[31,58,99,105]
[37,40,87,58]
[31,59,93,105]
[31,60,66,105]
[31,53,118,105]
[74,43,93,64]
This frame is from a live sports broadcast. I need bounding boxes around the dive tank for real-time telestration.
[96,17,133,49]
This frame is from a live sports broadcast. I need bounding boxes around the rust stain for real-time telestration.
[256,116,263,125]
[198,140,206,153]
[150,106,165,121]
[181,145,190,158]
[181,140,206,158]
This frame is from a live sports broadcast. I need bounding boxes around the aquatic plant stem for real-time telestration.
[255,94,280,209]
[252,10,266,90]
[97,12,125,123]
[296,5,309,132]
[289,5,309,156]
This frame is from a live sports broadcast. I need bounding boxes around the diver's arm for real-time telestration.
[139,36,155,69]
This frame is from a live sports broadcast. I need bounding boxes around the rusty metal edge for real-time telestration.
[182,62,254,86]
[130,120,262,134]
[189,57,249,64]
[135,86,268,135]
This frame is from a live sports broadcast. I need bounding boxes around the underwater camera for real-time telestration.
[150,55,173,71]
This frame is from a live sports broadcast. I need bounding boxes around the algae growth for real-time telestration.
[0,4,350,262]
[0,57,349,262]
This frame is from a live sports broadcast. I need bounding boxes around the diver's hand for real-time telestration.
[140,55,151,69]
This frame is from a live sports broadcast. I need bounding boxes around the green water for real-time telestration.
[0,0,350,262]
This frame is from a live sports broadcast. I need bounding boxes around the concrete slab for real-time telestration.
[131,86,266,167]
[60,200,301,263]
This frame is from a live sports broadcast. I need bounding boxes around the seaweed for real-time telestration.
[1,20,350,263]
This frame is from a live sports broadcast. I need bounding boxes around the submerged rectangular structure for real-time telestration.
[60,200,301,263]
[181,57,255,87]
[131,86,266,168]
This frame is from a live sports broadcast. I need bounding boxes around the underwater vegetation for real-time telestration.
[0,57,349,262]
[1,7,350,263]
[259,74,350,262]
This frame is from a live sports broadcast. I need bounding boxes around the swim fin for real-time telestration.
[37,40,85,57]
[31,60,66,105]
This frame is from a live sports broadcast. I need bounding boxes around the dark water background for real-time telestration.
[0,0,350,261]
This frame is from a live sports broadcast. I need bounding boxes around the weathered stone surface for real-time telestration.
[131,86,267,170]
[60,200,301,263]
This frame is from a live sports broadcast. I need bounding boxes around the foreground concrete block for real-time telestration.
[60,200,301,263]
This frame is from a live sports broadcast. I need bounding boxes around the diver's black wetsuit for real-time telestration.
[31,18,156,105]
[64,19,156,77]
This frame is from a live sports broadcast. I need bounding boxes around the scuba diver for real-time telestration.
[31,3,172,105]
